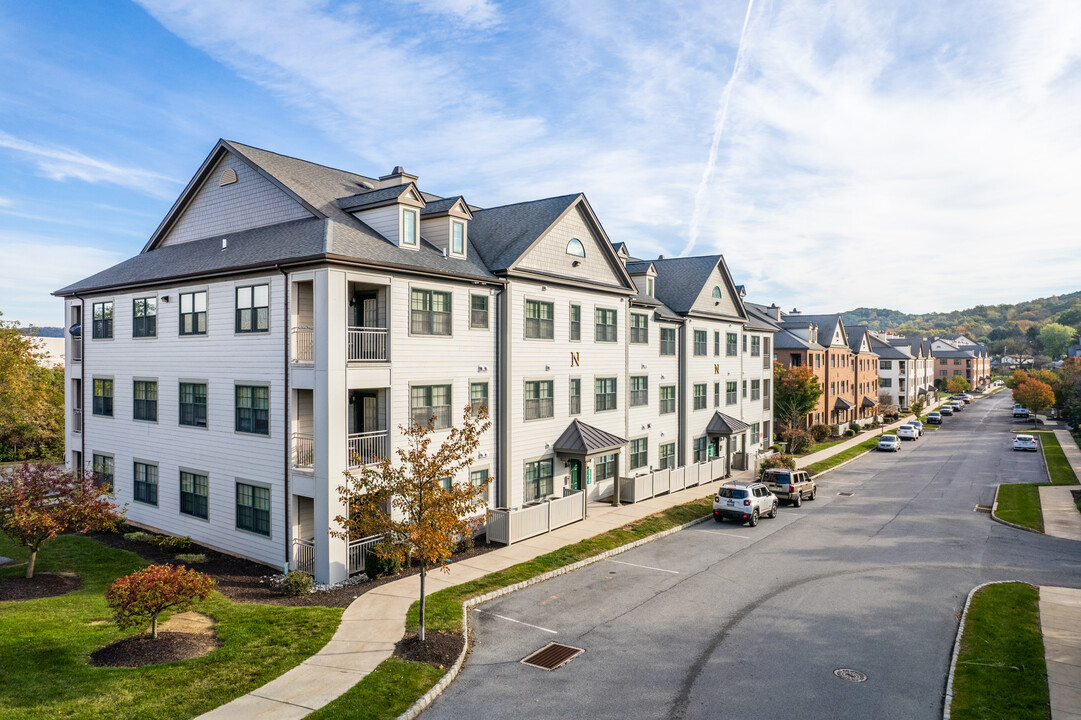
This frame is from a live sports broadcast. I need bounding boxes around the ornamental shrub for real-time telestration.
[829,424,841,437]
[788,431,814,454]
[365,543,402,579]
[124,531,152,543]
[175,553,207,565]
[850,422,861,432]
[282,570,313,596]
[844,428,856,437]
[149,534,192,552]
[760,454,796,478]
[810,424,831,442]
[105,564,216,639]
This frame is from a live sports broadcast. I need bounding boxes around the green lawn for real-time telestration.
[305,657,444,720]
[949,582,1049,720]
[796,437,848,456]
[1031,432,1079,485]
[0,532,341,720]
[804,435,883,475]
[995,484,1045,532]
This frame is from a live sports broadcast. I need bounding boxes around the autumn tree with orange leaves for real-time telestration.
[1014,378,1056,427]
[106,564,216,639]
[773,362,823,438]
[334,406,491,642]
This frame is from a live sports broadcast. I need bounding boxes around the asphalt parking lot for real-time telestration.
[423,392,1081,720]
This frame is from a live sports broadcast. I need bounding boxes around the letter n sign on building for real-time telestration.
[571,352,580,367]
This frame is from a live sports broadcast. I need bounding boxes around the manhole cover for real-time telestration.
[974,504,992,514]
[834,668,867,683]
[838,492,853,497]
[521,642,584,671]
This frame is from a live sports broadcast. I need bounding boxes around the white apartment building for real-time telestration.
[869,333,937,409]
[57,140,772,583]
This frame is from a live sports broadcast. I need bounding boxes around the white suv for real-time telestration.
[714,481,777,527]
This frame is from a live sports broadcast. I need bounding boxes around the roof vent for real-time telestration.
[221,238,228,250]
[359,180,375,190]
[658,254,665,260]
[219,168,238,186]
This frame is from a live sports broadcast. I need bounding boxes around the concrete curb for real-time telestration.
[394,509,715,719]
[942,580,1026,720]
[989,484,1044,535]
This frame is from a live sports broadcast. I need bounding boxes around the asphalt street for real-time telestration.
[423,391,1081,720]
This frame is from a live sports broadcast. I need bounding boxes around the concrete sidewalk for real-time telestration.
[1040,586,1081,720]
[1055,429,1081,479]
[199,467,757,719]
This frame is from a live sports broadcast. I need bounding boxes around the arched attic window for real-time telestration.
[711,286,722,298]
[566,238,586,257]
[219,168,238,186]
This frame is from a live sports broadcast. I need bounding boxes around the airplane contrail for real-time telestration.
[681,0,758,256]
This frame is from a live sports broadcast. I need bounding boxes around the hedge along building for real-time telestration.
[56,139,773,584]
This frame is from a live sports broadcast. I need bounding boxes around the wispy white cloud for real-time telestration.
[0,196,11,207]
[400,0,501,29]
[0,131,179,198]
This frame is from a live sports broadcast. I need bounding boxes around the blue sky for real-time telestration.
[3,0,1081,327]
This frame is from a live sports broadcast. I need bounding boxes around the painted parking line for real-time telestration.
[690,528,753,539]
[473,608,558,634]
[607,559,680,574]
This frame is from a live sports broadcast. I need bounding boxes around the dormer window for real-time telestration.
[452,221,465,255]
[712,286,722,299]
[648,278,654,297]
[403,208,418,246]
[566,238,586,257]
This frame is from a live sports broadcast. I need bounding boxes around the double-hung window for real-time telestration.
[180,471,209,519]
[93,379,113,416]
[743,334,748,353]
[659,386,675,414]
[92,454,114,490]
[742,380,748,398]
[596,453,616,482]
[134,461,158,505]
[630,376,648,407]
[763,379,771,408]
[726,381,738,405]
[693,383,707,410]
[452,221,465,255]
[470,294,489,329]
[595,377,617,412]
[524,458,554,502]
[569,378,581,415]
[751,379,761,401]
[410,289,452,335]
[525,300,554,339]
[693,330,707,356]
[524,380,554,420]
[751,336,761,357]
[726,332,738,356]
[235,385,269,435]
[471,468,490,504]
[402,208,418,246]
[236,284,270,333]
[470,382,489,415]
[714,382,721,408]
[595,308,617,342]
[630,314,648,344]
[179,291,207,336]
[693,437,707,463]
[411,384,451,430]
[751,422,761,444]
[629,438,648,470]
[660,327,676,356]
[179,382,208,427]
[132,298,156,337]
[714,331,721,356]
[763,338,771,367]
[659,443,676,471]
[133,380,158,422]
[92,301,113,339]
[569,304,581,341]
[236,482,270,535]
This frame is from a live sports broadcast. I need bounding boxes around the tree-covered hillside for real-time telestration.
[842,290,1081,358]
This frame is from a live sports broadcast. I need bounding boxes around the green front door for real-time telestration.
[569,460,581,491]
[709,438,720,459]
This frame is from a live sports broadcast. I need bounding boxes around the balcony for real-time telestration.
[71,336,82,363]
[347,326,388,362]
[292,327,314,364]
[72,408,82,434]
[292,432,314,471]
[348,430,388,468]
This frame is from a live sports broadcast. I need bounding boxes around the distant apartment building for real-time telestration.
[868,334,937,410]
[932,335,991,390]
[56,139,773,583]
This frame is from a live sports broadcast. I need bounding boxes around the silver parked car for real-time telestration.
[714,481,778,526]
[877,435,901,452]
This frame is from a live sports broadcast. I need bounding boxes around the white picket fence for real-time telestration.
[487,488,585,545]
[619,458,726,503]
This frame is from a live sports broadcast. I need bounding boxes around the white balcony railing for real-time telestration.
[71,337,82,363]
[292,432,314,470]
[292,326,314,363]
[347,326,388,362]
[348,430,388,468]
[348,534,384,575]
[72,408,82,434]
[292,538,315,575]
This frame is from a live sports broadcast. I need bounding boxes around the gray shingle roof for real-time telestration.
[651,255,724,314]
[785,313,844,345]
[338,184,419,212]
[772,328,824,350]
[552,419,627,454]
[421,196,468,216]
[706,411,750,435]
[834,397,854,410]
[467,194,581,272]
[869,336,911,359]
[625,260,653,275]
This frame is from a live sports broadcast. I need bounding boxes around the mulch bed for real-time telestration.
[0,572,82,601]
[89,632,222,667]
[394,630,465,669]
[88,530,497,608]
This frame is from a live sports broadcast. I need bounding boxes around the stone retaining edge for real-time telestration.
[942,580,1024,720]
[394,506,716,719]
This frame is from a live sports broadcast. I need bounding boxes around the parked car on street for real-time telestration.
[714,481,777,526]
[939,405,954,416]
[762,468,817,507]
[897,425,919,441]
[877,435,901,452]
[926,412,942,425]
[948,401,964,412]
[908,420,924,436]
[1013,406,1031,419]
[1013,434,1038,452]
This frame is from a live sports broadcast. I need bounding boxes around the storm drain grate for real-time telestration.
[974,504,992,514]
[838,492,854,497]
[834,668,868,683]
[521,642,584,671]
